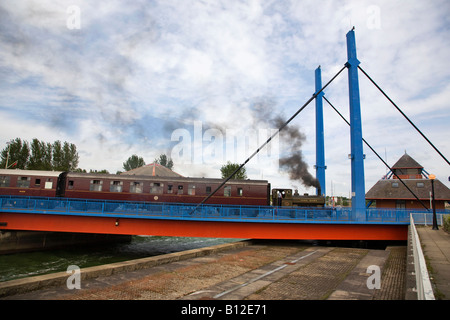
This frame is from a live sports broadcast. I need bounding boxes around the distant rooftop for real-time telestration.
[120,163,183,177]
[366,179,450,200]
[366,153,450,200]
[391,153,423,169]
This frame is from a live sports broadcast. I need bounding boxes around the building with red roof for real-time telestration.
[366,153,450,210]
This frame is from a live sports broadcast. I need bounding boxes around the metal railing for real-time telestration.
[0,195,433,224]
[409,214,435,300]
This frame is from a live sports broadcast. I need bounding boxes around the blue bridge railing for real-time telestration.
[0,196,446,225]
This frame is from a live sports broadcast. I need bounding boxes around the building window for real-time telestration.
[17,176,30,188]
[90,180,103,192]
[396,200,406,209]
[391,182,399,188]
[224,186,231,197]
[417,182,424,188]
[110,181,123,192]
[167,184,173,194]
[237,188,243,196]
[130,181,143,193]
[0,176,10,187]
[68,180,74,190]
[188,184,196,195]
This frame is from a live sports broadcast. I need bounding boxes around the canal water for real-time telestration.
[0,236,242,282]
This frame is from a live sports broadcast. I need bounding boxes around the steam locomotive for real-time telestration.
[0,169,325,207]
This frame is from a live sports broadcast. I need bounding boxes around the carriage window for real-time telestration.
[90,180,103,191]
[391,182,399,188]
[188,184,196,195]
[237,188,243,196]
[45,178,53,189]
[130,181,143,193]
[110,181,123,192]
[35,178,41,187]
[167,184,173,194]
[206,186,211,194]
[416,182,424,188]
[150,182,163,194]
[0,176,10,187]
[68,180,74,190]
[17,176,30,188]
[224,186,231,197]
[178,185,184,195]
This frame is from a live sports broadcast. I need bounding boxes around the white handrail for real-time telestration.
[410,214,435,300]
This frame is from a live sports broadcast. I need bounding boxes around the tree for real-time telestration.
[62,141,79,171]
[89,169,109,174]
[28,139,52,170]
[220,161,247,180]
[154,154,174,170]
[0,138,29,169]
[123,154,145,171]
[52,140,79,171]
[52,140,63,170]
[0,138,79,171]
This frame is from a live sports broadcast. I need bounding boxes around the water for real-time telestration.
[0,236,242,282]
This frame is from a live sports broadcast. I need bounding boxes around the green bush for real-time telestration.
[443,215,450,233]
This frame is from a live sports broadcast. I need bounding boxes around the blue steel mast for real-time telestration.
[346,29,366,220]
[315,66,326,196]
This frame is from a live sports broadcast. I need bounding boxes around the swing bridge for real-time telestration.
[1,29,448,241]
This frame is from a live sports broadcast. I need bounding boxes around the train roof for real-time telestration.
[0,169,268,185]
[0,169,62,177]
[67,172,268,185]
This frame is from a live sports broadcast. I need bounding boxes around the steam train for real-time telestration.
[0,169,325,207]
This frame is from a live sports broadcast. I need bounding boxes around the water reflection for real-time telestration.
[0,236,241,282]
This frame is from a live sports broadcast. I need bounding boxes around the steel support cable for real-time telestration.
[191,65,347,212]
[358,65,450,166]
[323,95,430,211]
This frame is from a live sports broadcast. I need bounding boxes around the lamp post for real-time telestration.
[429,174,438,230]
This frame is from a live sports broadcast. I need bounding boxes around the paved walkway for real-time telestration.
[416,226,450,300]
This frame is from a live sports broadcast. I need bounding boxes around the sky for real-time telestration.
[1,0,449,197]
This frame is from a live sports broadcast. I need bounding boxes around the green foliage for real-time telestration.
[443,214,450,233]
[154,154,174,170]
[0,138,79,171]
[89,169,110,174]
[123,154,145,171]
[220,161,247,180]
[0,138,29,169]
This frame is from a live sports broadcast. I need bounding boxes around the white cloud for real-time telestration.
[0,0,449,195]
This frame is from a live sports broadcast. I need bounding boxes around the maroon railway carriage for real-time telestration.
[0,169,61,198]
[0,169,270,206]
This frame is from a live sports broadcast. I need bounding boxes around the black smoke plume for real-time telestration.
[253,99,320,189]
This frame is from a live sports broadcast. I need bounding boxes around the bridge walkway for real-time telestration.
[416,226,450,300]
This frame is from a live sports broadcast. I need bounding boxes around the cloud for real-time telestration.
[0,0,449,195]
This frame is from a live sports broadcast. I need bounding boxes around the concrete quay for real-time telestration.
[0,239,408,301]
